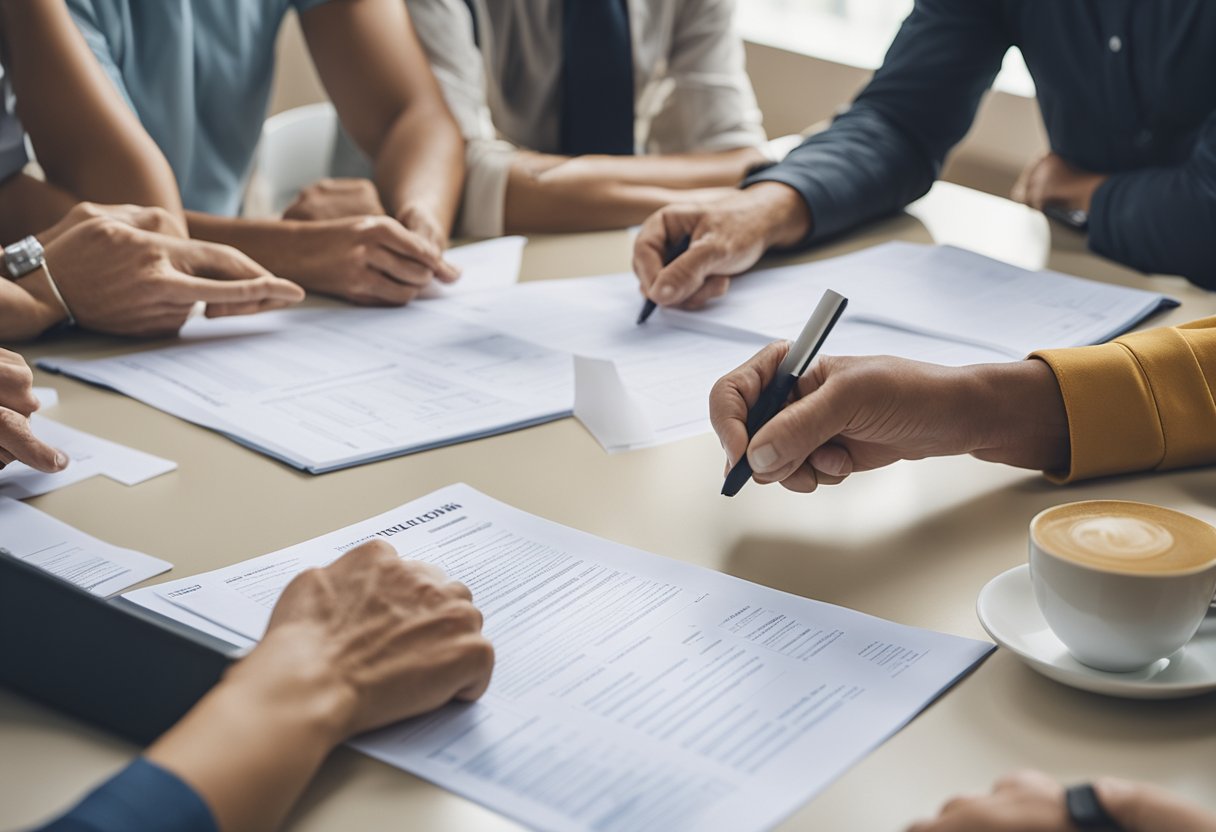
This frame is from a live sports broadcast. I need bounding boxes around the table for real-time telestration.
[3,182,1214,831]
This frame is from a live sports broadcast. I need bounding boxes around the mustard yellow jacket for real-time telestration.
[1032,316,1216,483]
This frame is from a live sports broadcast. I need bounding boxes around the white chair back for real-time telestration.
[245,102,338,218]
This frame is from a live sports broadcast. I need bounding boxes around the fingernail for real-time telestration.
[54,452,69,470]
[750,444,779,473]
[658,284,675,301]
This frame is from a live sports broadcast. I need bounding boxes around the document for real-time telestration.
[0,498,171,596]
[423,236,527,299]
[131,484,993,832]
[662,242,1177,362]
[0,415,176,499]
[446,274,770,451]
[40,306,573,473]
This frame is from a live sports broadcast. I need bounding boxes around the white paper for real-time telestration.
[0,498,171,596]
[131,484,993,832]
[422,236,527,299]
[0,415,176,500]
[40,306,573,474]
[446,274,770,450]
[32,387,59,409]
[662,242,1175,360]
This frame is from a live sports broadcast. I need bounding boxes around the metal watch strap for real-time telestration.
[1066,784,1124,830]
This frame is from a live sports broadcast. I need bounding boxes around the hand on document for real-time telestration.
[0,349,66,472]
[249,540,494,737]
[632,182,811,310]
[278,215,461,306]
[37,206,304,337]
[710,346,1070,492]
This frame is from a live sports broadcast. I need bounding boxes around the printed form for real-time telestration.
[662,242,1176,361]
[130,484,993,832]
[0,498,171,596]
[41,306,573,473]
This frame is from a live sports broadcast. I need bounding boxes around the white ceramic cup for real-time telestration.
[1029,501,1216,673]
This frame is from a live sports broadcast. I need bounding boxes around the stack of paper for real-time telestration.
[126,484,993,832]
[0,498,170,596]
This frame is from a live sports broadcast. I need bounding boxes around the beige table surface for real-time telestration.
[2,182,1214,831]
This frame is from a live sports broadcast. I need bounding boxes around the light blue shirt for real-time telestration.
[67,0,333,217]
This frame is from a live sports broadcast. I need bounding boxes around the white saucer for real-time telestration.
[976,565,1216,699]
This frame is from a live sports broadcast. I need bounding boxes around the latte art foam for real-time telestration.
[1065,516,1174,561]
[1033,501,1216,575]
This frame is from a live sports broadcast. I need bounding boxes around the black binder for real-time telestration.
[0,551,241,745]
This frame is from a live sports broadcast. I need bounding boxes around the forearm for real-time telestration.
[0,174,78,241]
[0,0,184,219]
[0,277,61,341]
[965,359,1070,473]
[1098,779,1216,832]
[374,103,463,235]
[186,212,299,276]
[145,627,352,832]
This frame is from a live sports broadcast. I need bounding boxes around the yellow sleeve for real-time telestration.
[1030,316,1216,484]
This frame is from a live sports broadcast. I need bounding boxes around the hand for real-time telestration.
[906,771,1074,832]
[282,215,460,306]
[395,202,451,251]
[230,540,494,740]
[38,202,187,245]
[1011,152,1108,214]
[632,182,810,311]
[31,217,304,337]
[709,345,1070,492]
[0,349,67,472]
[908,772,1216,832]
[283,178,387,222]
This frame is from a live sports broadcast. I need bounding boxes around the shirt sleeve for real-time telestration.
[742,0,1011,243]
[645,0,766,154]
[35,758,217,832]
[405,0,517,238]
[1031,316,1216,484]
[1088,111,1216,289]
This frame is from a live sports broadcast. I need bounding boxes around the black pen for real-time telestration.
[722,289,849,497]
[637,234,692,325]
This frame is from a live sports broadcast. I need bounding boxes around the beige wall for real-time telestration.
[270,14,1048,198]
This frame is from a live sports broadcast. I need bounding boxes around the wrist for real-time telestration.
[15,268,69,334]
[746,182,813,249]
[968,359,1070,471]
[222,624,359,750]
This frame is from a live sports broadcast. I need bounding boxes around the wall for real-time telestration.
[269,15,1048,198]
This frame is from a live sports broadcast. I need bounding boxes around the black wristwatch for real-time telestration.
[1066,784,1124,830]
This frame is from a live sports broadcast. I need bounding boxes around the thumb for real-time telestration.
[746,366,852,483]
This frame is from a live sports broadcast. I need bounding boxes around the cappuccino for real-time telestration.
[1033,501,1216,575]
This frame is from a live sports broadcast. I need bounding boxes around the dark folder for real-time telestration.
[0,551,241,745]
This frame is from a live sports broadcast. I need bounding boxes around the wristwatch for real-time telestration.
[1066,784,1124,830]
[3,235,46,280]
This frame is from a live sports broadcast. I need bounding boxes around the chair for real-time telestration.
[244,102,339,218]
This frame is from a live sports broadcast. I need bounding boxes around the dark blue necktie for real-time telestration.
[560,0,635,156]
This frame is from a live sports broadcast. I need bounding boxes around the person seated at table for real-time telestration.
[30,541,494,832]
[634,0,1216,312]
[1,0,462,307]
[311,0,797,238]
[0,349,66,472]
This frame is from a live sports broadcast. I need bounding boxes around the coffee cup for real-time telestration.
[1029,500,1216,673]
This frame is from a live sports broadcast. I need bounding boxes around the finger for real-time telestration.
[632,209,676,295]
[777,463,819,493]
[370,219,456,280]
[678,275,731,311]
[446,581,474,602]
[709,341,790,467]
[347,270,422,307]
[165,270,306,308]
[453,639,495,701]
[808,443,854,478]
[0,408,68,472]
[166,238,273,283]
[367,246,435,288]
[747,372,853,480]
[0,361,39,416]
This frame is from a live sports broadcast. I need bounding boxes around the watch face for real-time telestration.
[4,235,45,279]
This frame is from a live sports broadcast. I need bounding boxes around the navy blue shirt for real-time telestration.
[747,0,1216,288]
[37,759,217,832]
